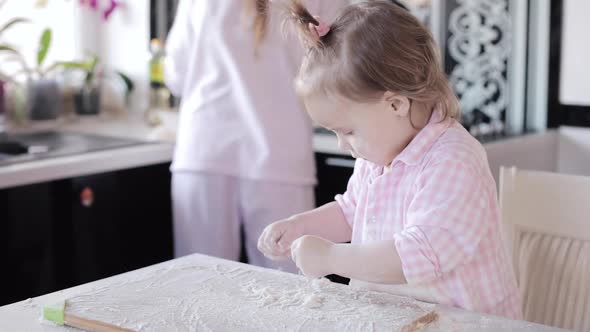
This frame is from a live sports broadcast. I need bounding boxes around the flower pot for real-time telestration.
[28,79,62,120]
[74,86,101,115]
[4,83,28,126]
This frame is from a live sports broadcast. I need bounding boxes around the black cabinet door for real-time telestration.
[68,173,126,285]
[0,182,58,305]
[116,163,173,271]
[314,153,355,285]
[0,162,173,306]
[66,163,174,286]
[315,153,356,207]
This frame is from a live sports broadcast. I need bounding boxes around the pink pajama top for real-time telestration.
[336,114,522,319]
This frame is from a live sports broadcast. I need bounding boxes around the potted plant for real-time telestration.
[0,1,131,121]
[4,27,111,120]
[1,20,106,121]
[2,27,66,121]
[68,56,134,116]
[27,28,62,120]
[73,55,101,115]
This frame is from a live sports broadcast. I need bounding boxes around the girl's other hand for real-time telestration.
[290,235,334,278]
[257,216,305,260]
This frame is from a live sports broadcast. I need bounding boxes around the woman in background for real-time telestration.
[164,0,346,272]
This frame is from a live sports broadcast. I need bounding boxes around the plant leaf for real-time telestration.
[37,28,52,66]
[56,61,90,70]
[0,44,27,70]
[43,60,88,77]
[84,55,99,85]
[116,71,134,94]
[0,44,19,54]
[0,18,30,37]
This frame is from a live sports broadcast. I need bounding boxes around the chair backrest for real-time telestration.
[499,167,590,331]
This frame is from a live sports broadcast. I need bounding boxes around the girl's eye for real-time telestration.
[343,131,353,136]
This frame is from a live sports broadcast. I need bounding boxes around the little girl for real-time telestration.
[258,0,522,319]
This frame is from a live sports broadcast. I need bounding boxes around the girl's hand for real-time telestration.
[257,217,305,261]
[290,235,334,278]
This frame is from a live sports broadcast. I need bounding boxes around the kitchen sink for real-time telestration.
[0,131,147,166]
[0,141,29,155]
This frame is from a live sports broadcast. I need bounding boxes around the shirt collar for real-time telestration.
[392,109,453,166]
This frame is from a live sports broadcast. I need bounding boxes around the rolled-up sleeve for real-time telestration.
[394,159,491,284]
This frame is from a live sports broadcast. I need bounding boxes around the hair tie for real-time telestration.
[309,16,330,38]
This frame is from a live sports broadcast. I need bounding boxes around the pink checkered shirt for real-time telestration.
[335,115,522,319]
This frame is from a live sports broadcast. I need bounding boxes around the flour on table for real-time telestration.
[303,294,324,308]
[54,255,437,331]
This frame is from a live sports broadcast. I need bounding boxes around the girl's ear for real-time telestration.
[383,91,410,118]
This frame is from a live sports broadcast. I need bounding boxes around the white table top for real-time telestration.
[0,254,564,332]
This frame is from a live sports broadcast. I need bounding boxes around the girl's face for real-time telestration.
[304,92,420,166]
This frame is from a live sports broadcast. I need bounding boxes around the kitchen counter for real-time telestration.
[2,111,556,190]
[0,114,175,190]
[0,113,341,190]
[0,253,563,331]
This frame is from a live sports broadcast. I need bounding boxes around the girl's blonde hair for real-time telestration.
[285,0,460,121]
[245,0,270,50]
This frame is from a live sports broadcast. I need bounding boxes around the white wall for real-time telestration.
[484,128,590,187]
[0,1,150,113]
[557,127,590,177]
[0,1,77,79]
[560,0,590,106]
[75,1,150,113]
[485,132,559,185]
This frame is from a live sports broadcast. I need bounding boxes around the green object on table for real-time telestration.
[42,300,66,325]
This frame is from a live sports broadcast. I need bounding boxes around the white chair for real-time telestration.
[499,167,590,332]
